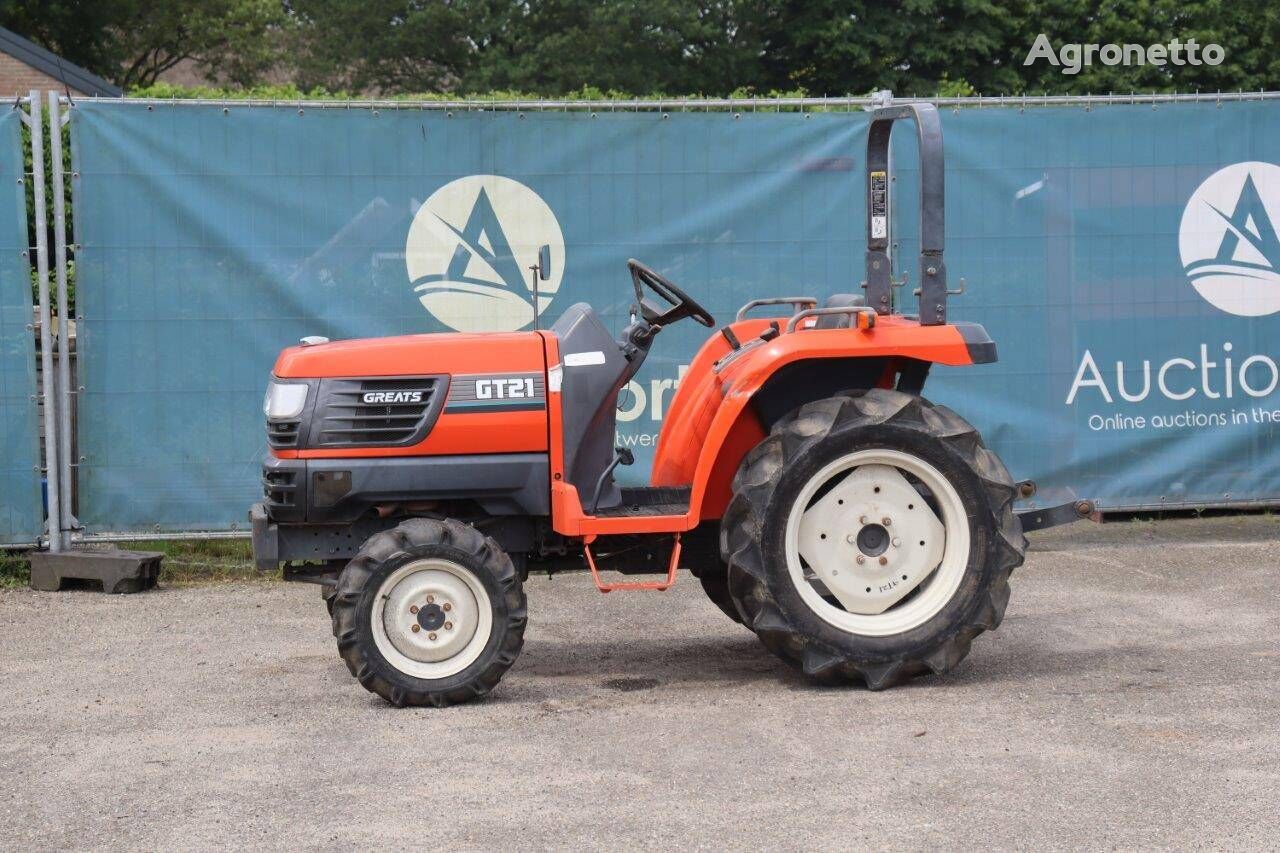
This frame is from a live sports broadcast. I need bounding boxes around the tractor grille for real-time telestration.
[267,419,301,448]
[313,376,444,447]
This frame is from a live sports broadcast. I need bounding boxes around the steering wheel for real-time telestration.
[627,259,715,329]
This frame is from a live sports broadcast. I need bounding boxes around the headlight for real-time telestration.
[263,381,309,420]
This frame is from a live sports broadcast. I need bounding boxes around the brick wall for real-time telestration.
[0,52,88,97]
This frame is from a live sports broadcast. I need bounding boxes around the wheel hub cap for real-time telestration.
[797,463,945,615]
[856,522,890,557]
[416,602,447,632]
[381,567,481,664]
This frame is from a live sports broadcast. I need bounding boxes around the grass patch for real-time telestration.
[119,538,270,587]
[0,552,31,588]
[1,539,273,590]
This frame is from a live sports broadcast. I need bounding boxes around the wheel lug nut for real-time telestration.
[879,556,888,566]
[426,595,435,604]
[846,534,856,545]
[892,538,901,548]
[443,603,451,612]
[409,605,419,614]
[411,624,420,633]
[859,515,868,524]
[444,621,453,630]
[428,632,438,641]
[881,517,892,526]
[856,555,866,565]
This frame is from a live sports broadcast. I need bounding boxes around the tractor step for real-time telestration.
[584,534,682,592]
[592,485,691,518]
[28,548,164,594]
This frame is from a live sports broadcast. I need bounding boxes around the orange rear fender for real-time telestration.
[654,317,992,522]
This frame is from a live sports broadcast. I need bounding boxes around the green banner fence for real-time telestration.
[21,91,1280,539]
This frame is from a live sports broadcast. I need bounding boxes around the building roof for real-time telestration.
[0,26,123,97]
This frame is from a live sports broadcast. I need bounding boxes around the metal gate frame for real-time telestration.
[12,91,79,552]
[7,93,62,551]
[0,96,42,549]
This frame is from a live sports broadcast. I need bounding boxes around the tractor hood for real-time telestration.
[272,331,548,379]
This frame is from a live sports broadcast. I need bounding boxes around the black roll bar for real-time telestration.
[863,102,948,325]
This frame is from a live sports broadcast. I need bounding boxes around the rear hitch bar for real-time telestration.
[1016,499,1100,533]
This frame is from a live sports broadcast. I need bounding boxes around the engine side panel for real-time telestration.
[272,331,550,459]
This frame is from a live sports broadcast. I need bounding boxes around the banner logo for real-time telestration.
[406,175,564,332]
[1179,161,1280,317]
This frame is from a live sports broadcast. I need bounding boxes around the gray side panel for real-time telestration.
[251,502,537,570]
[324,453,549,519]
[262,453,550,522]
[549,304,631,509]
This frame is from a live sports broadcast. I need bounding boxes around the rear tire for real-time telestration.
[719,389,1025,689]
[331,517,526,707]
[690,560,744,624]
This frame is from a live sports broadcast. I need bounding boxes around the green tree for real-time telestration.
[455,0,769,95]
[748,0,1280,96]
[6,0,1279,97]
[287,0,770,96]
[0,0,286,88]
[286,0,477,93]
[748,0,1029,96]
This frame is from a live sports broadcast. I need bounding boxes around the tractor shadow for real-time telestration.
[515,630,808,693]
[511,624,1165,701]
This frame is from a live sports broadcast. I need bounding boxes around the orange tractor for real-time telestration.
[252,102,1088,706]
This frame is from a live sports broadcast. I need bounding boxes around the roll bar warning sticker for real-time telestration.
[870,169,888,240]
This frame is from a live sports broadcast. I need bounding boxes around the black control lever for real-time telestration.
[588,447,635,514]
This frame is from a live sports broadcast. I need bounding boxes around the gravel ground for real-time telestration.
[2,515,1279,850]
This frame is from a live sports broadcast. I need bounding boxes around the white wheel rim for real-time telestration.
[784,448,970,637]
[370,558,493,680]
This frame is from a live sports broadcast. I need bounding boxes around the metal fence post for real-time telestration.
[48,92,74,542]
[29,90,62,552]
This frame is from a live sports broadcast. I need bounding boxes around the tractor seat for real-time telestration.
[814,293,867,329]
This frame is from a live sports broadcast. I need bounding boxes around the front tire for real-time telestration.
[331,518,526,707]
[719,389,1025,689]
